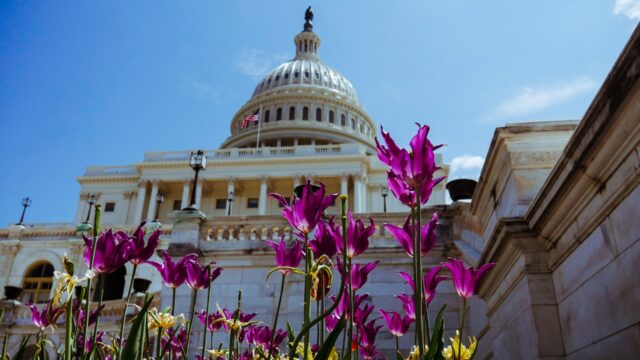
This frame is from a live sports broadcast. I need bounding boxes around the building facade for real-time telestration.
[0,10,638,360]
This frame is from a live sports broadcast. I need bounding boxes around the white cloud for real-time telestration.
[496,77,597,118]
[614,0,640,20]
[235,49,289,80]
[450,154,485,179]
[183,80,222,103]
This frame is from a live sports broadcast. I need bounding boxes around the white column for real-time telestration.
[340,174,348,196]
[362,178,368,213]
[354,175,363,213]
[195,179,203,209]
[146,180,159,220]
[225,179,235,216]
[293,175,301,189]
[259,177,268,215]
[133,181,147,223]
[180,179,190,209]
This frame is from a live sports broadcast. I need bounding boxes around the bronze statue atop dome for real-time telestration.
[303,6,314,32]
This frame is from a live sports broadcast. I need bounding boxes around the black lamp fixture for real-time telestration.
[226,191,234,216]
[83,194,96,224]
[184,150,207,210]
[293,180,321,199]
[380,185,389,213]
[153,193,164,221]
[17,197,31,225]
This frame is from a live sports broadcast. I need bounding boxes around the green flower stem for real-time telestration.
[117,263,138,359]
[201,267,213,360]
[90,274,106,354]
[290,195,350,359]
[395,336,400,359]
[457,299,467,360]
[81,205,101,359]
[169,287,176,360]
[185,288,199,356]
[320,294,325,344]
[2,329,9,360]
[156,328,163,360]
[425,302,431,344]
[64,296,73,360]
[414,188,425,356]
[347,257,354,360]
[302,232,311,360]
[267,273,286,360]
[138,313,147,360]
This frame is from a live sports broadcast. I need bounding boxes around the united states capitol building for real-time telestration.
[0,10,638,360]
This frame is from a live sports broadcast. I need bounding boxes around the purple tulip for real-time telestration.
[386,171,445,208]
[129,222,161,265]
[148,251,198,288]
[185,261,223,290]
[309,218,340,258]
[379,309,413,337]
[246,325,287,351]
[336,258,379,290]
[162,328,188,359]
[267,237,302,274]
[395,293,416,320]
[358,319,382,360]
[354,302,375,325]
[336,210,375,258]
[269,181,338,235]
[385,212,439,257]
[376,123,444,189]
[28,301,65,329]
[197,310,224,332]
[399,266,447,305]
[73,300,104,327]
[442,258,495,300]
[83,229,133,274]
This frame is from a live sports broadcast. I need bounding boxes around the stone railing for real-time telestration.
[0,224,173,240]
[200,209,444,250]
[83,165,138,177]
[143,143,365,163]
[2,293,161,327]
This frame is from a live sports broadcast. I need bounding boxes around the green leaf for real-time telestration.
[286,321,296,354]
[11,335,31,360]
[265,267,306,283]
[397,350,404,360]
[121,295,153,360]
[424,304,446,360]
[314,315,346,360]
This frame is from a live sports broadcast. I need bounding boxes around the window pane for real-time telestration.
[247,198,259,208]
[216,199,227,209]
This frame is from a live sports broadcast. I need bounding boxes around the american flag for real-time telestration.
[240,109,260,128]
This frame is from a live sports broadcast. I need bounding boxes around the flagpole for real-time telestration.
[256,105,263,148]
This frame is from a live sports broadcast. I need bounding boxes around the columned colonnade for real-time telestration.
[127,173,370,224]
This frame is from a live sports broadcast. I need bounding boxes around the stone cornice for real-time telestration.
[77,175,140,184]
[525,25,640,266]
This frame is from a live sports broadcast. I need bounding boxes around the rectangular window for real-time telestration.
[104,202,116,212]
[172,199,182,211]
[247,198,259,208]
[216,199,227,209]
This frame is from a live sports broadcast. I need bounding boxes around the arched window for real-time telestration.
[22,262,54,303]
[329,111,335,123]
[316,108,322,122]
[289,106,296,120]
[276,108,282,121]
[302,107,309,120]
[341,114,346,126]
[350,118,356,130]
[264,110,270,123]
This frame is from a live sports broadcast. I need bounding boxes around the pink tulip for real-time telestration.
[442,258,495,299]
[385,211,439,257]
[379,309,413,337]
[269,181,337,235]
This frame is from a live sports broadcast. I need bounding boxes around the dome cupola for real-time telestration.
[221,7,376,152]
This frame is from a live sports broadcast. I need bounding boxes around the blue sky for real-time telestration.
[0,1,638,225]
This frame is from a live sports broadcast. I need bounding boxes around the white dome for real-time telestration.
[251,59,360,104]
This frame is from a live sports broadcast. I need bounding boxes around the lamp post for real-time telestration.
[153,193,164,221]
[184,150,207,210]
[381,185,388,213]
[227,191,234,216]
[83,194,96,224]
[17,197,31,225]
